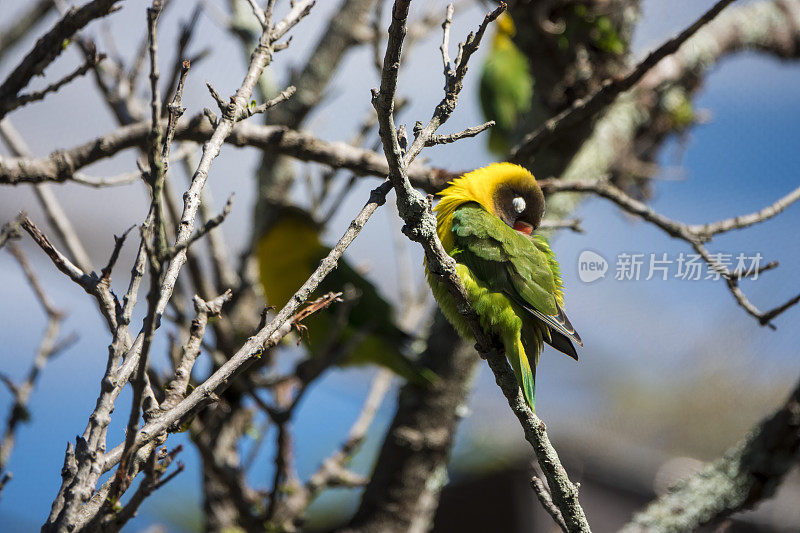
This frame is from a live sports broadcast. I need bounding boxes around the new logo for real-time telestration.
[578,250,608,283]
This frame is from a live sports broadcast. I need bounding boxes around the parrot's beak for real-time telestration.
[513,221,533,235]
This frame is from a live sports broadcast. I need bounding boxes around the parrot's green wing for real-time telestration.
[450,204,582,354]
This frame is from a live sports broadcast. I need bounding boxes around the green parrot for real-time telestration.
[426,163,582,410]
[256,205,434,384]
[479,13,533,155]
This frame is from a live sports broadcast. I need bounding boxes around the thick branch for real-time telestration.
[623,377,800,532]
[0,116,455,191]
[347,313,476,533]
[509,0,736,163]
[0,0,55,61]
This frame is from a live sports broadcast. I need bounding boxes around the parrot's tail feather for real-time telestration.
[545,329,579,361]
[506,335,536,411]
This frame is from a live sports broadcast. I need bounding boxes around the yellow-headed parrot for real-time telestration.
[426,163,582,410]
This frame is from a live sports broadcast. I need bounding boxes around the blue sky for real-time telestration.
[1,1,799,530]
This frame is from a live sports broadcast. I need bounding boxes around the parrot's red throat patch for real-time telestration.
[513,221,533,235]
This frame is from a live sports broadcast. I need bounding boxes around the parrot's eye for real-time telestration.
[512,197,526,214]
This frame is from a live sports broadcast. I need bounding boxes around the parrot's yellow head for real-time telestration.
[434,162,545,250]
[493,13,517,51]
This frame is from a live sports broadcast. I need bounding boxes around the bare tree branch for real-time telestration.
[0,0,56,61]
[531,473,569,533]
[161,291,232,411]
[19,214,118,332]
[43,2,317,526]
[0,115,457,191]
[0,119,94,273]
[4,52,105,115]
[107,0,172,504]
[424,120,494,146]
[689,184,800,239]
[2,0,797,531]
[0,0,121,119]
[98,178,391,476]
[270,370,392,529]
[95,445,184,533]
[541,177,800,327]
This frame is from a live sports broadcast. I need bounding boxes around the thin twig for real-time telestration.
[245,0,267,28]
[100,226,135,282]
[539,218,584,233]
[0,119,94,273]
[0,0,121,119]
[541,177,800,326]
[424,120,494,146]
[162,4,203,112]
[531,473,569,533]
[5,52,105,114]
[164,194,234,259]
[234,85,296,121]
[161,291,232,411]
[71,171,140,187]
[307,369,391,494]
[688,184,800,239]
[19,214,118,332]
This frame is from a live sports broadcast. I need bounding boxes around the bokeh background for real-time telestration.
[1,0,799,530]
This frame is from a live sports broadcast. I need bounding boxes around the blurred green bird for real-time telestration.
[480,13,533,155]
[256,205,434,384]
